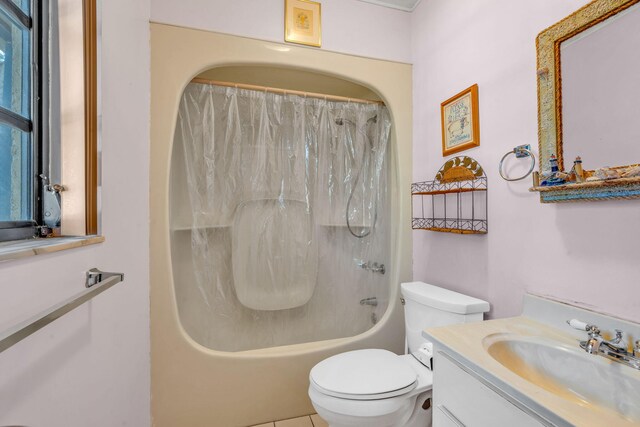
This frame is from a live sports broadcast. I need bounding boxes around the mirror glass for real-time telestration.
[560,2,640,169]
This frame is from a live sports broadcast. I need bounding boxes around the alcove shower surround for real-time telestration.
[170,82,392,351]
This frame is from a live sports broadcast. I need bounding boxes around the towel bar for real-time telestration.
[0,268,124,353]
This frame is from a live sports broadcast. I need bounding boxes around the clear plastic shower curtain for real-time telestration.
[170,82,391,351]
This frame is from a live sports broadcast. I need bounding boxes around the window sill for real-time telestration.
[0,235,105,262]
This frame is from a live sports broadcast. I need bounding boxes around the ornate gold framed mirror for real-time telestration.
[534,0,640,202]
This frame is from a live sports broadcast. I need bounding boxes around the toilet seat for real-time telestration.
[310,349,417,401]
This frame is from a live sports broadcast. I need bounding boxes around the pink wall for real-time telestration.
[150,0,412,63]
[0,1,151,425]
[411,0,640,322]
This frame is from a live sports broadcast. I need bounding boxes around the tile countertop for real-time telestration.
[423,316,640,427]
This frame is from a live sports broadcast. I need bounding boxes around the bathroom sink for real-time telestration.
[483,334,640,422]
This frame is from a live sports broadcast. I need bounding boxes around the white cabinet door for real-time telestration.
[433,352,546,427]
[434,404,465,427]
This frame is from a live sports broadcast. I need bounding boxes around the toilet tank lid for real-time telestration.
[401,282,490,314]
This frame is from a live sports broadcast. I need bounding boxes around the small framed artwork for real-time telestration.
[441,84,480,156]
[285,0,322,48]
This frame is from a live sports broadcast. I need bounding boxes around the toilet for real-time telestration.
[308,282,490,427]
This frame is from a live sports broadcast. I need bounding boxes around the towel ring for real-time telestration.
[499,144,536,181]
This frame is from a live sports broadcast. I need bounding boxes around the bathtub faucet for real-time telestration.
[360,297,378,307]
[356,260,385,275]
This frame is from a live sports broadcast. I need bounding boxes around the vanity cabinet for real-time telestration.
[432,351,545,427]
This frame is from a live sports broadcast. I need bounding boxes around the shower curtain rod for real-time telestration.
[191,78,385,105]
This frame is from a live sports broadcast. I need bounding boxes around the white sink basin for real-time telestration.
[483,333,640,423]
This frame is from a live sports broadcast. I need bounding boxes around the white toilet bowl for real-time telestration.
[307,282,490,427]
[308,349,433,427]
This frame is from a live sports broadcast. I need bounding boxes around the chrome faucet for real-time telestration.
[360,297,378,307]
[567,319,640,370]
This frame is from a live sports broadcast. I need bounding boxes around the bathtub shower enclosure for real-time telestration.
[151,26,411,426]
[171,82,392,351]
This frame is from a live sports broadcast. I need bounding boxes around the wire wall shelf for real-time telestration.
[412,156,488,235]
[411,177,487,195]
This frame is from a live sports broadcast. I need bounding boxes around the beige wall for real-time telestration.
[197,66,382,101]
[150,24,412,426]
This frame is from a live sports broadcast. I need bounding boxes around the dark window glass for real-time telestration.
[0,0,36,239]
[0,122,30,221]
[10,0,29,14]
[0,5,30,118]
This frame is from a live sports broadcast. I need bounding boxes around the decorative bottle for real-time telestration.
[574,157,584,183]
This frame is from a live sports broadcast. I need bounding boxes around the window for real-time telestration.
[0,0,39,241]
[0,0,97,243]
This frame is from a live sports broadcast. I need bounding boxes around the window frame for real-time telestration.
[0,0,98,244]
[0,0,41,242]
[83,0,97,235]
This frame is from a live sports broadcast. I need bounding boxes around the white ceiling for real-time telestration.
[357,0,423,12]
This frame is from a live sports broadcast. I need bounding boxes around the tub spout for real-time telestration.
[360,297,378,307]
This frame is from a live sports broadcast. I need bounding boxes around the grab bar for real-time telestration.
[0,268,124,354]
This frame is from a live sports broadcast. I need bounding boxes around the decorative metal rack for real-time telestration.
[412,156,487,234]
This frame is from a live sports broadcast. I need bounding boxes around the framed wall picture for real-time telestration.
[285,0,322,47]
[441,84,480,156]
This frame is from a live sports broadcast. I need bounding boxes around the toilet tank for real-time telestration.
[401,282,490,353]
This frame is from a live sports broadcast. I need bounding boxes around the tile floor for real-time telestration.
[251,413,328,427]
